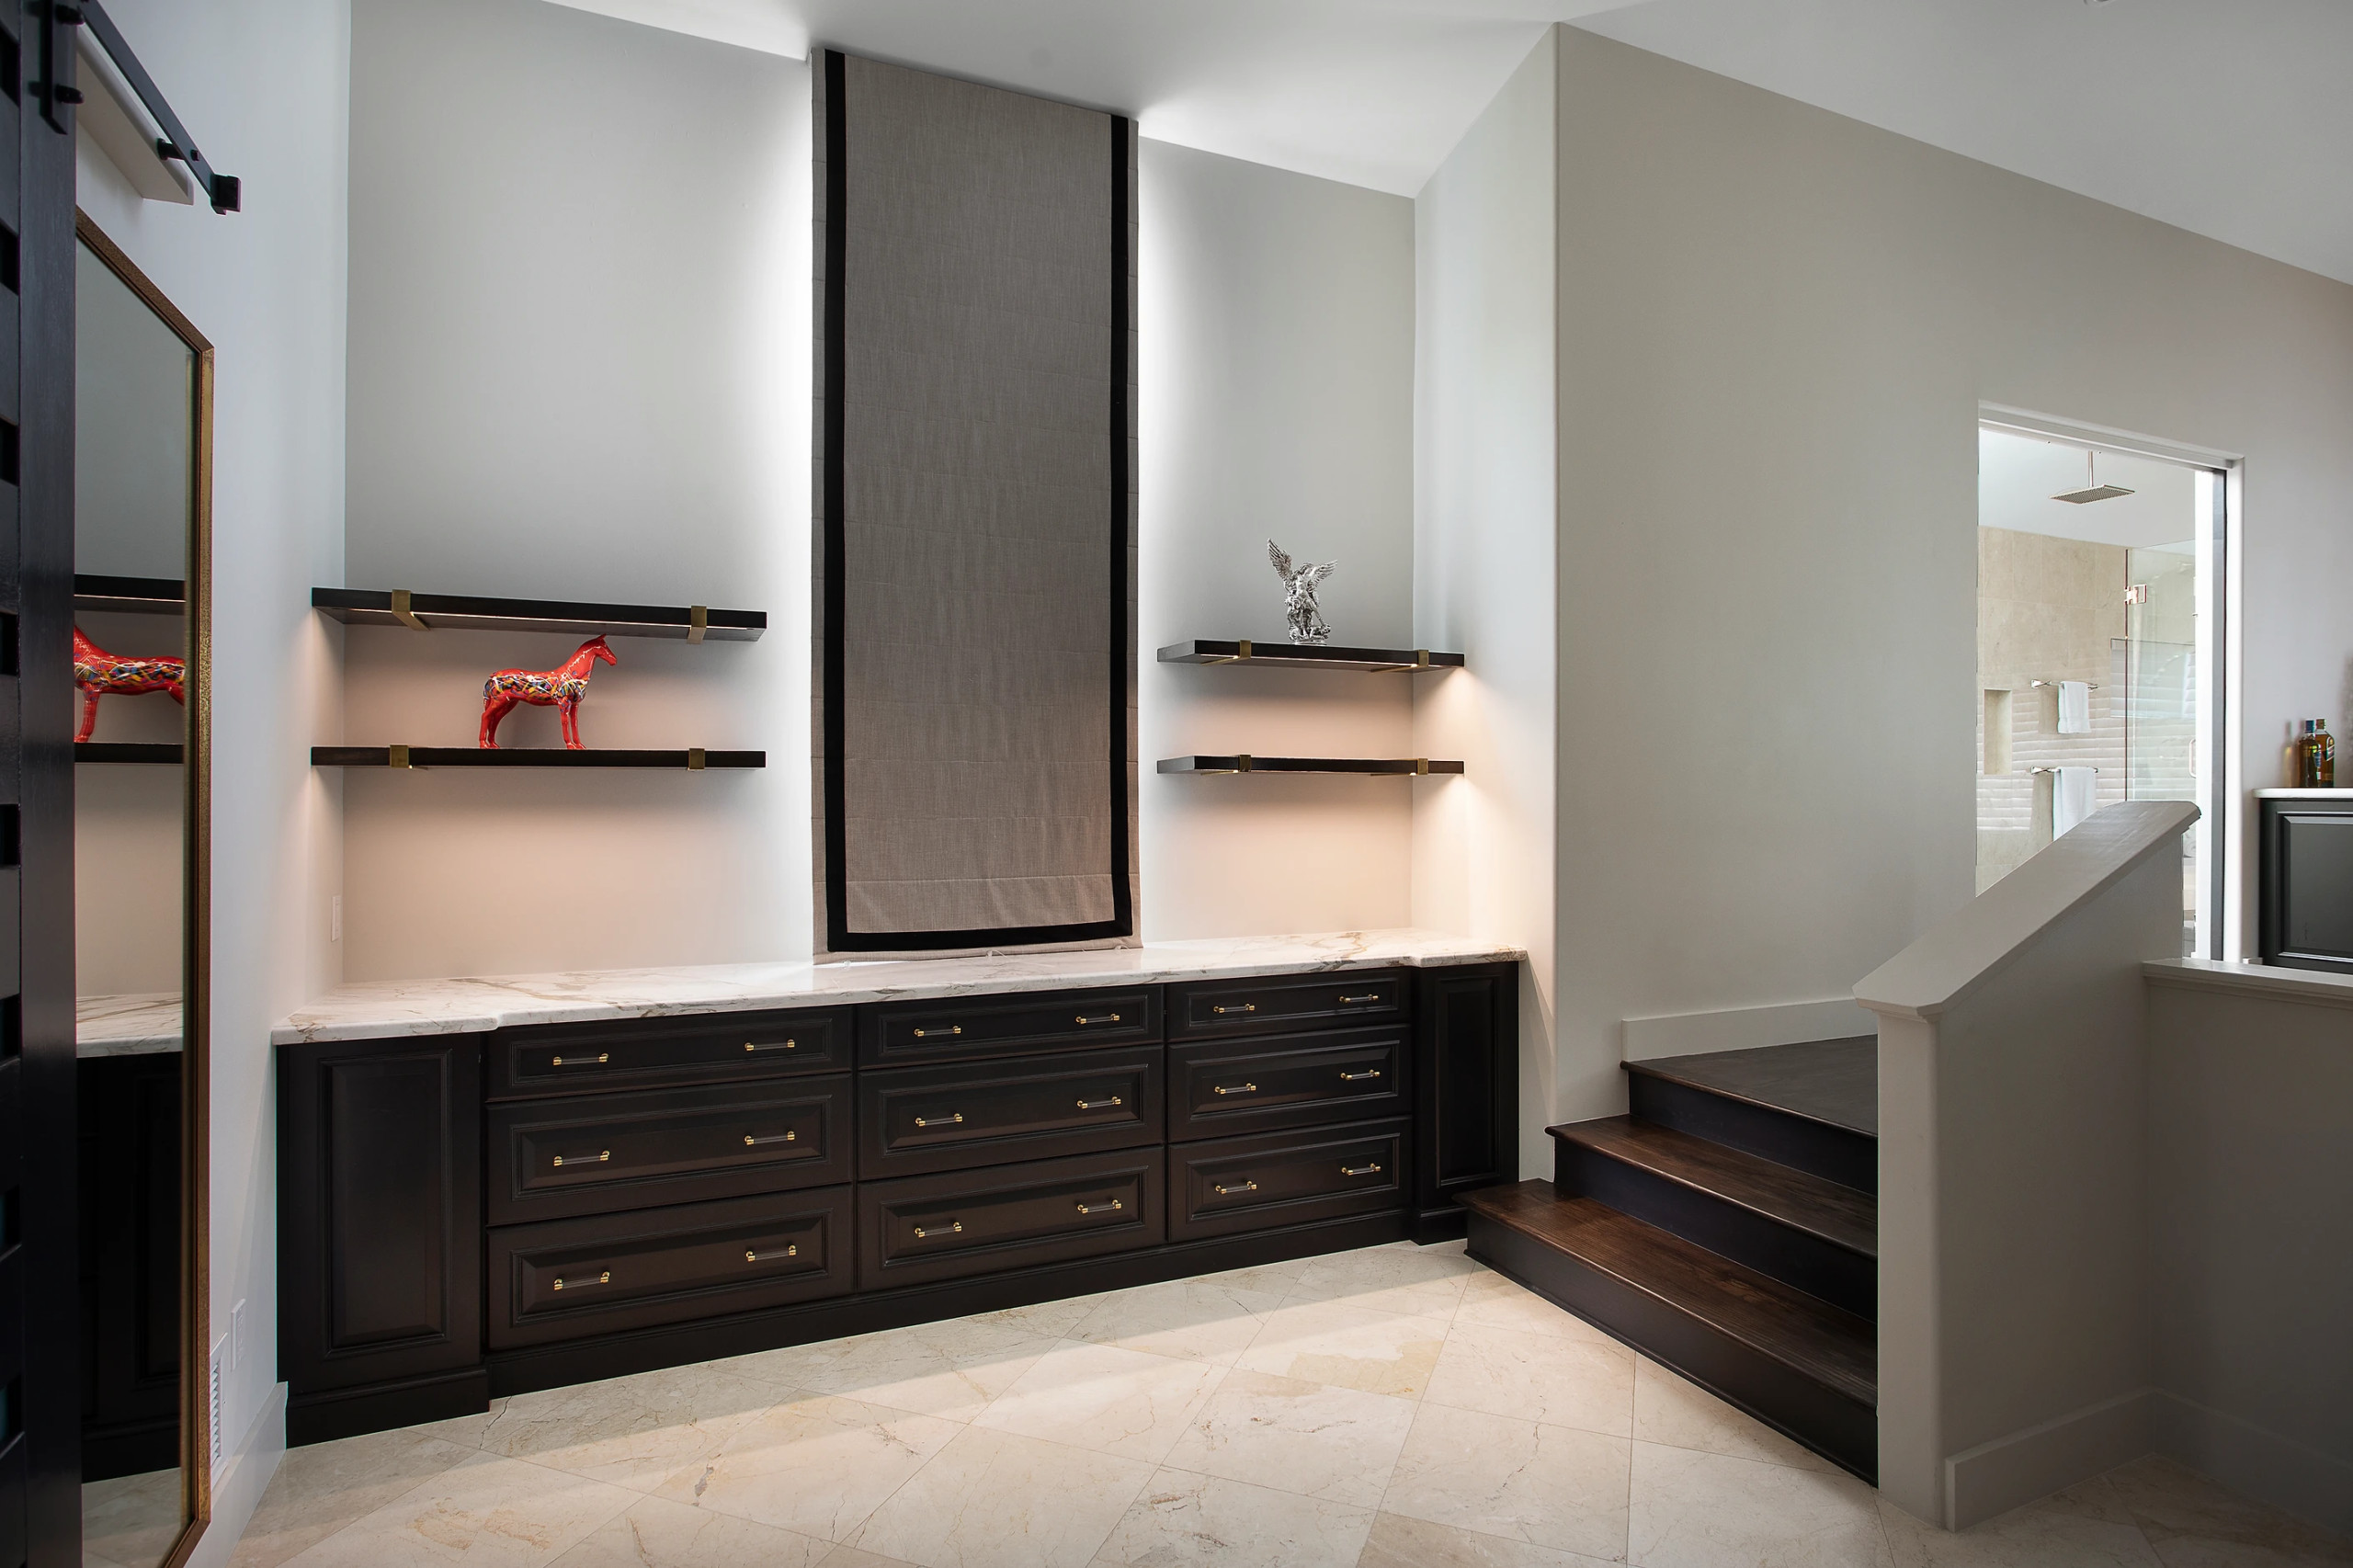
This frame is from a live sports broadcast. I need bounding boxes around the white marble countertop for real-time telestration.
[275,928,1526,1045]
[78,992,183,1057]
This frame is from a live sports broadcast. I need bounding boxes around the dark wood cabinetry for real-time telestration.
[2259,794,2353,973]
[278,960,1520,1444]
[77,1055,180,1482]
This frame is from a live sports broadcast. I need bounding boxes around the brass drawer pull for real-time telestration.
[745,1244,799,1263]
[1075,1013,1122,1025]
[1338,1068,1382,1082]
[913,1221,963,1239]
[549,1053,610,1068]
[551,1150,609,1168]
[743,1131,798,1146]
[1075,1198,1124,1215]
[1211,1003,1256,1016]
[1341,1163,1385,1177]
[551,1269,611,1290]
[1214,1179,1258,1196]
[1211,1083,1257,1096]
[913,1025,963,1039]
[914,1112,964,1129]
[1338,994,1382,1005]
[745,1040,797,1052]
[1075,1096,1124,1110]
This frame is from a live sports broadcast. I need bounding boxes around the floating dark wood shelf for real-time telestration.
[74,574,186,615]
[1158,640,1462,673]
[1157,755,1463,777]
[75,743,183,764]
[313,588,765,642]
[313,747,765,769]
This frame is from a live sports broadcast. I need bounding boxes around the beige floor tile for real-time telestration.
[278,1451,638,1568]
[818,1549,924,1568]
[649,1392,959,1542]
[479,1362,792,1492]
[229,1430,478,1568]
[1068,1277,1287,1365]
[409,1402,509,1449]
[972,1341,1227,1463]
[848,1425,1153,1568]
[963,1292,1109,1339]
[1191,1258,1314,1295]
[1286,1246,1481,1318]
[545,1494,835,1567]
[1426,1322,1636,1437]
[1382,1402,1631,1561]
[1628,1441,1891,1568]
[1631,1357,1836,1472]
[1453,1275,1617,1346]
[740,1320,1061,1422]
[1232,1300,1449,1398]
[1095,1467,1370,1567]
[1160,1369,1414,1507]
[2105,1456,2353,1567]
[1358,1511,1624,1568]
[82,1468,186,1568]
[1878,1491,2161,1567]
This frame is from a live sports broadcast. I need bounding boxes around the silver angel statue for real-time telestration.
[1267,540,1336,646]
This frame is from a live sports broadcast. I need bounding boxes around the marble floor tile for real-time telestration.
[963,1291,1110,1339]
[409,1401,511,1450]
[1627,1441,1891,1568]
[1285,1245,1482,1318]
[1094,1467,1371,1568]
[817,1550,926,1568]
[81,1468,187,1568]
[479,1362,792,1492]
[1232,1300,1449,1399]
[1159,1369,1415,1507]
[972,1341,1228,1463]
[1382,1401,1632,1561]
[1451,1273,1617,1346]
[1630,1356,1836,1472]
[2104,1456,2353,1567]
[1425,1321,1636,1437]
[278,1451,638,1568]
[1068,1277,1287,1365]
[848,1425,1154,1568]
[544,1494,835,1567]
[229,1429,478,1568]
[1877,1489,2161,1568]
[737,1320,1061,1422]
[1357,1511,1625,1568]
[1190,1258,1314,1295]
[649,1392,959,1542]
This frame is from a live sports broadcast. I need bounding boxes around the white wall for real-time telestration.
[343,0,809,980]
[73,0,352,1551]
[1137,141,1418,939]
[1411,36,1558,1176]
[1550,27,2353,1123]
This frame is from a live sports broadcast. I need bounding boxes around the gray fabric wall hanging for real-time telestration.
[814,51,1138,954]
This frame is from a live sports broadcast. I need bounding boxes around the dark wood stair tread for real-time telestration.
[1461,1180,1875,1408]
[1625,1038,1878,1135]
[1551,1117,1876,1257]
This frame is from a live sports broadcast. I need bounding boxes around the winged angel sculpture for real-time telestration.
[1267,540,1336,646]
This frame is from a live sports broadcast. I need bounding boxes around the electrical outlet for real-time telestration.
[232,1299,246,1369]
[331,894,342,944]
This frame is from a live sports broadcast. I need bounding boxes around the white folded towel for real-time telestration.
[2056,680,2091,735]
[2052,765,2098,838]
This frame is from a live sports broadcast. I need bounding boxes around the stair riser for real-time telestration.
[1466,1212,1876,1483]
[1629,1074,1877,1194]
[1554,1141,1875,1320]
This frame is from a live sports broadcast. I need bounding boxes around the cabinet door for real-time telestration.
[1414,963,1520,1232]
[278,1036,483,1394]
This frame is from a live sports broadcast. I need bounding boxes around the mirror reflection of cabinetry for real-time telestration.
[73,214,212,1568]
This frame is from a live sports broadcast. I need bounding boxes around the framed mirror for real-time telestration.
[71,211,212,1568]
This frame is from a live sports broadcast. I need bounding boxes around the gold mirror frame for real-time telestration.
[75,210,212,1568]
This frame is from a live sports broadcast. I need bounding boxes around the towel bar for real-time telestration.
[2029,680,2101,690]
[2029,766,2101,774]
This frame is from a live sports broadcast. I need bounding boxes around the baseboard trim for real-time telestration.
[1621,999,1875,1062]
[1943,1386,2153,1528]
[185,1381,286,1568]
[2154,1390,2353,1536]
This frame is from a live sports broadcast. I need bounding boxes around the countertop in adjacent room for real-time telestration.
[273,928,1527,1045]
[77,992,184,1057]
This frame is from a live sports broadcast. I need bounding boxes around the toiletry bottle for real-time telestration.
[2295,722,2316,788]
[2315,721,2336,788]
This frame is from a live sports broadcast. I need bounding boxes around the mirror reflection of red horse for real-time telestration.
[480,635,618,749]
[73,627,186,743]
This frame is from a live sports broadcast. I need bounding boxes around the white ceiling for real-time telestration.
[546,0,2353,283]
[1978,427,2199,551]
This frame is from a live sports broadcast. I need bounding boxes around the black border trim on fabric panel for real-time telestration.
[820,66,1136,953]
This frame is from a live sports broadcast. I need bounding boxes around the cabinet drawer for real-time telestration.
[861,988,1160,1067]
[1167,1028,1409,1142]
[1170,1119,1409,1242]
[860,1048,1162,1179]
[1169,970,1405,1040]
[858,1149,1164,1291]
[487,1187,852,1349]
[487,1007,852,1100]
[488,1076,851,1225]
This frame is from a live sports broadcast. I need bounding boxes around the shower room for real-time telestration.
[1976,423,2221,955]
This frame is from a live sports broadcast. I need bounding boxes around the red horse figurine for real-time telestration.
[73,627,186,743]
[480,635,618,749]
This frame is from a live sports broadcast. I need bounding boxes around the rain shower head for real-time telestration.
[2052,449,2135,505]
